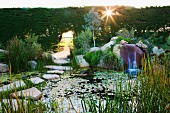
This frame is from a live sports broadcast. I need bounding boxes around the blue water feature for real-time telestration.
[127,52,139,77]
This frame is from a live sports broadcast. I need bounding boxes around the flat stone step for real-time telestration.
[44,65,73,71]
[0,80,26,92]
[11,87,42,100]
[29,77,44,85]
[0,99,27,111]
[53,59,70,65]
[43,74,60,80]
[47,70,64,74]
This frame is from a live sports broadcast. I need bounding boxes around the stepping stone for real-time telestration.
[47,70,64,74]
[44,65,73,71]
[0,80,26,92]
[53,59,70,65]
[0,99,27,111]
[11,87,42,100]
[29,77,44,85]
[42,74,60,80]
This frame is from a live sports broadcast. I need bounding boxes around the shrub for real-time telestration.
[73,28,92,55]
[116,36,130,43]
[6,34,43,73]
[102,48,123,70]
[116,28,135,38]
[84,50,102,67]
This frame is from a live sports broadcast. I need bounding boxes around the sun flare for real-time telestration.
[105,9,112,16]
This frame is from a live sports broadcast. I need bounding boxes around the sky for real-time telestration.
[0,0,169,8]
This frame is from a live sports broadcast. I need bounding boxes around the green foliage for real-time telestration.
[167,35,170,46]
[83,8,102,47]
[73,28,92,55]
[102,48,123,70]
[116,36,130,43]
[116,28,135,38]
[84,50,102,67]
[6,34,43,73]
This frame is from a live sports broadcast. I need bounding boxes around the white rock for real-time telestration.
[29,77,44,84]
[0,63,8,73]
[110,36,118,41]
[53,59,70,65]
[47,70,64,74]
[152,46,164,55]
[44,65,73,71]
[43,74,60,80]
[89,47,101,52]
[0,80,26,92]
[113,44,120,57]
[101,41,115,51]
[11,87,42,100]
[75,55,89,67]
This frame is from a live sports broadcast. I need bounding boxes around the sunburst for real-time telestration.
[102,7,119,26]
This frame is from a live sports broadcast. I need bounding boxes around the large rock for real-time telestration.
[11,87,42,100]
[29,77,44,85]
[47,70,64,74]
[89,47,101,52]
[53,59,70,65]
[101,41,115,51]
[120,44,144,68]
[0,63,8,73]
[113,44,120,57]
[28,61,37,69]
[44,65,73,71]
[152,46,164,55]
[75,55,89,67]
[43,74,60,80]
[0,49,8,54]
[0,80,26,92]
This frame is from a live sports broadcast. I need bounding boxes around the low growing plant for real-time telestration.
[84,50,102,67]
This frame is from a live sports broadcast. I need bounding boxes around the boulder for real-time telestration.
[120,44,144,69]
[152,46,164,55]
[89,47,101,52]
[0,63,8,73]
[101,41,115,51]
[0,80,26,92]
[43,74,60,80]
[113,44,120,57]
[28,61,37,69]
[29,77,44,84]
[0,49,8,54]
[44,65,73,71]
[47,70,64,74]
[11,87,42,100]
[75,55,89,67]
[110,36,118,41]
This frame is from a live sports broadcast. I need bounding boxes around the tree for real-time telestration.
[83,8,102,47]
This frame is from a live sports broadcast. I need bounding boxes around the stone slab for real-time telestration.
[0,99,27,111]
[43,74,60,80]
[47,70,64,74]
[0,80,26,92]
[53,59,70,65]
[11,87,42,100]
[44,65,73,71]
[29,77,44,84]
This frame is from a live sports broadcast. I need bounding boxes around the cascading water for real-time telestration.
[127,52,139,77]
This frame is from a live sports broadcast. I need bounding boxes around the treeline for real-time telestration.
[0,6,169,50]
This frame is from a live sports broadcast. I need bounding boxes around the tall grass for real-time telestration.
[81,54,170,113]
[6,35,43,73]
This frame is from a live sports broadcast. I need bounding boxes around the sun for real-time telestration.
[101,7,120,25]
[105,9,113,16]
